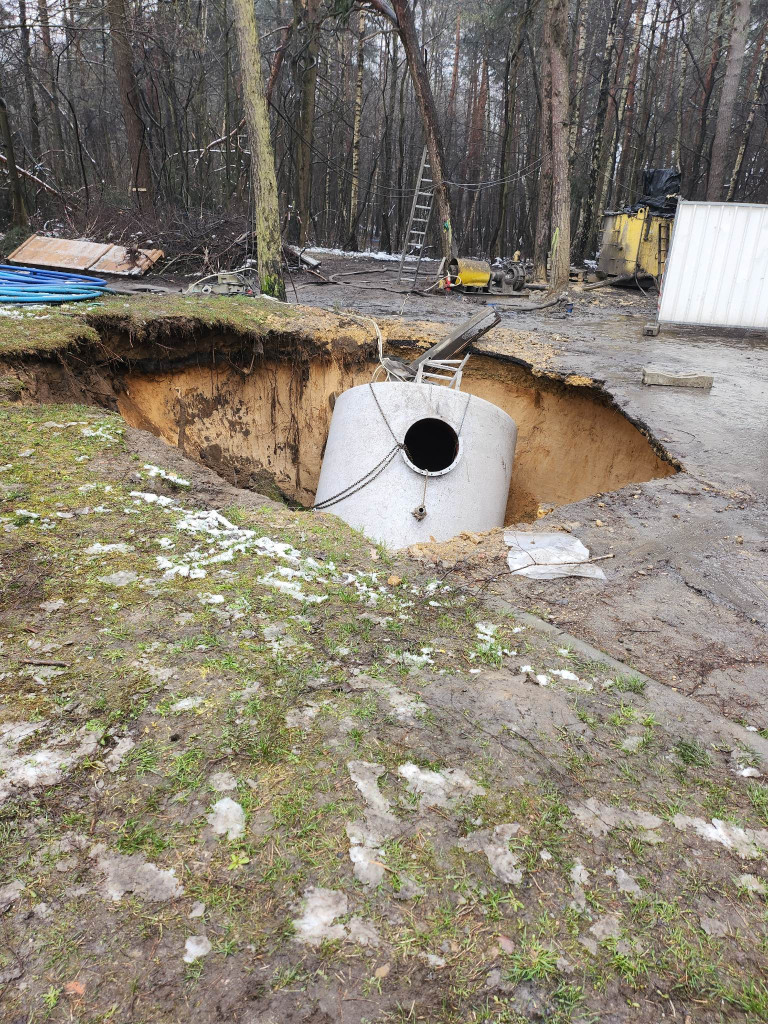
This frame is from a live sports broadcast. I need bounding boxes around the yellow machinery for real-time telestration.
[597,206,672,281]
[445,256,526,294]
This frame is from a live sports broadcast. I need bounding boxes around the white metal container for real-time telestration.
[314,381,517,549]
[659,200,768,329]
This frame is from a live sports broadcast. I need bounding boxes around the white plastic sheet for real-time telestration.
[504,531,606,581]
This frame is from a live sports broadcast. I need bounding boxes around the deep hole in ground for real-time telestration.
[7,321,678,523]
[115,348,678,523]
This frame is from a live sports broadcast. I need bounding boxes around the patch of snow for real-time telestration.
[608,866,642,894]
[589,914,622,941]
[621,734,645,753]
[207,797,245,840]
[349,845,386,886]
[458,824,523,884]
[90,845,183,902]
[86,542,133,555]
[346,917,380,947]
[570,798,663,840]
[0,879,25,913]
[293,887,348,945]
[398,762,484,810]
[130,490,177,508]
[170,696,202,712]
[570,860,589,910]
[209,771,238,792]
[285,703,321,732]
[738,873,767,894]
[183,935,212,962]
[144,464,191,487]
[672,814,768,859]
[0,722,100,807]
[104,736,135,772]
[305,246,437,264]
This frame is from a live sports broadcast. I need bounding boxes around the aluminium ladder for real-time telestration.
[397,146,434,289]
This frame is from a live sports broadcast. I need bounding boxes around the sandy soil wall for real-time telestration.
[118,352,675,522]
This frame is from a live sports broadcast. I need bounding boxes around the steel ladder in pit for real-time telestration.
[397,146,434,289]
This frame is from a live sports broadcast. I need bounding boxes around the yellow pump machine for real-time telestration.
[597,168,680,282]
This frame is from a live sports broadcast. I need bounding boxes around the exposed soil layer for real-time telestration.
[113,346,676,523]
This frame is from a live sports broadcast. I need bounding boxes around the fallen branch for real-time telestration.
[21,658,69,668]
[0,154,72,204]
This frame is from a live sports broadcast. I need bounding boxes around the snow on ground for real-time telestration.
[305,247,439,263]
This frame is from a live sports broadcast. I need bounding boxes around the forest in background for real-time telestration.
[1,0,767,273]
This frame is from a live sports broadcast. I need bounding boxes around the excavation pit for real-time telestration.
[114,345,677,525]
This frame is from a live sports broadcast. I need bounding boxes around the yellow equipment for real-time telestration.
[445,256,527,294]
[446,257,492,290]
[597,206,672,281]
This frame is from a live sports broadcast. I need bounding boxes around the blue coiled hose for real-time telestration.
[0,265,109,304]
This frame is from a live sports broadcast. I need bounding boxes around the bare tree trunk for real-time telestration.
[367,0,455,260]
[708,0,751,199]
[605,0,648,209]
[568,0,587,164]
[347,11,365,249]
[490,8,531,257]
[0,95,29,227]
[36,0,69,182]
[18,0,42,160]
[549,0,571,290]
[266,21,295,105]
[230,0,285,299]
[533,14,553,281]
[292,0,321,245]
[105,0,153,203]
[692,0,727,196]
[446,12,461,153]
[575,0,621,259]
[727,21,768,199]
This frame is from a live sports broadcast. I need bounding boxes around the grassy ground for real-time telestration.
[0,294,305,358]
[0,397,767,1022]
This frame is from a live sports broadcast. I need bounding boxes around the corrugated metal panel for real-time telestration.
[658,200,768,328]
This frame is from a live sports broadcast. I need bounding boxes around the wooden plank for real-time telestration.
[8,233,164,276]
[8,234,112,271]
[90,246,164,276]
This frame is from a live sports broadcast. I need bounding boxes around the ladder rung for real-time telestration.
[415,204,431,211]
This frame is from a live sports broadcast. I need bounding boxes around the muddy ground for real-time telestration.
[0,263,767,1021]
[290,254,768,728]
[1,402,767,1024]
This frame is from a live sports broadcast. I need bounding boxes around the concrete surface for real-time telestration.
[315,380,516,548]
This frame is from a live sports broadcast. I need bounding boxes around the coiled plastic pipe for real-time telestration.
[0,264,109,304]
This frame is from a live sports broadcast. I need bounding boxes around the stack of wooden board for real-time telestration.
[8,234,163,276]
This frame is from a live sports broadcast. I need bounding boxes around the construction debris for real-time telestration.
[642,367,714,388]
[8,234,163,276]
[505,531,607,580]
[380,308,501,383]
[185,272,257,296]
